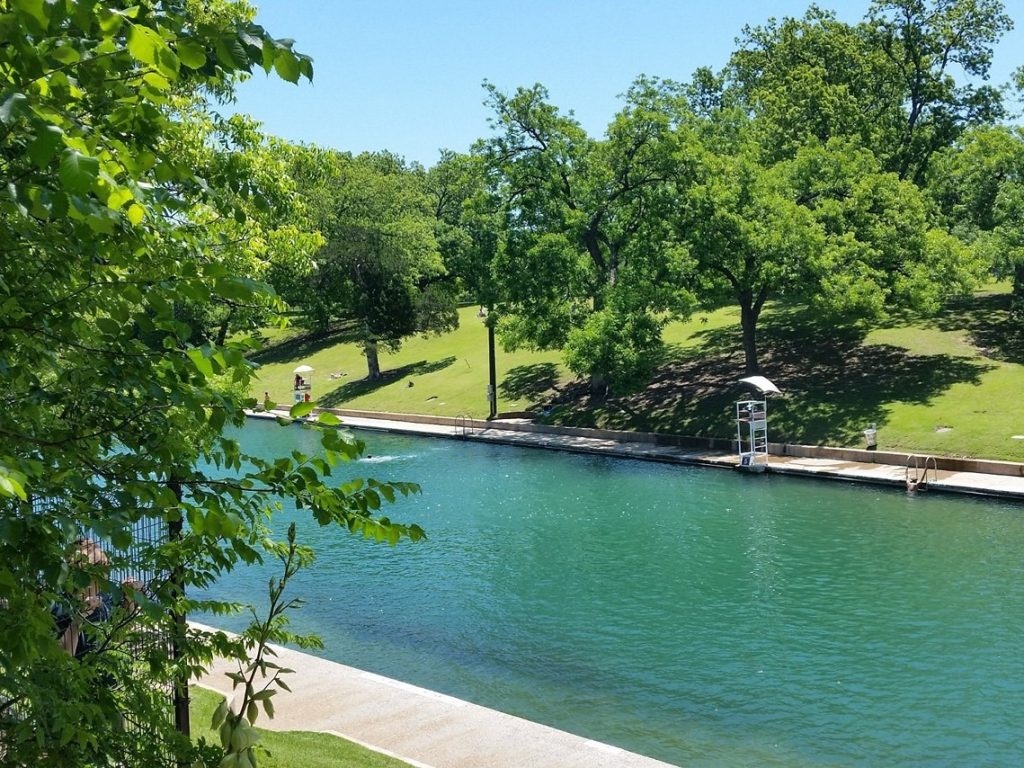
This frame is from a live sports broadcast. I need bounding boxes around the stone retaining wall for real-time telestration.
[321,408,1024,478]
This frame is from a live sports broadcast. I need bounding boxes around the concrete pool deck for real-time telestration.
[252,410,1024,501]
[195,625,676,768]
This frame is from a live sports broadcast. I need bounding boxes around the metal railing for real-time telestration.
[455,414,477,438]
[906,455,937,492]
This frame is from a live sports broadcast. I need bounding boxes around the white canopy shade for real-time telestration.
[738,375,781,395]
[293,364,314,374]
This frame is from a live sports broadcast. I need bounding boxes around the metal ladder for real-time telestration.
[455,414,475,439]
[905,455,937,492]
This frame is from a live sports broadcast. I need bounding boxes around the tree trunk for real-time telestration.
[214,307,234,346]
[364,339,381,380]
[740,298,760,375]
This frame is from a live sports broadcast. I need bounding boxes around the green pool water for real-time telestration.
[204,418,1024,766]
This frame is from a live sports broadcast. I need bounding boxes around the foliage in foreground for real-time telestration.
[0,2,420,766]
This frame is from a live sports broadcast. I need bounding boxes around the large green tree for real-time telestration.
[482,79,695,393]
[929,125,1024,315]
[674,135,984,373]
[722,0,1012,182]
[283,148,458,380]
[424,149,500,305]
[0,2,419,766]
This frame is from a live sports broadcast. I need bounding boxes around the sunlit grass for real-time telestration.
[189,685,411,768]
[250,285,1024,461]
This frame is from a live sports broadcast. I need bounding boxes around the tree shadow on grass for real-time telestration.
[550,303,994,444]
[250,324,362,366]
[927,292,1024,364]
[319,357,456,407]
[499,363,560,403]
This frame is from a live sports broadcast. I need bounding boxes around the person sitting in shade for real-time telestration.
[55,538,140,658]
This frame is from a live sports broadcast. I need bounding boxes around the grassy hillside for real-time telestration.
[251,308,567,418]
[249,287,1024,462]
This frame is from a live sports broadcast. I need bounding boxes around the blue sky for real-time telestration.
[230,0,1024,167]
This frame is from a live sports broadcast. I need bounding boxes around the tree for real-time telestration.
[482,79,695,393]
[170,115,323,346]
[867,0,1012,183]
[929,125,1024,315]
[424,150,499,305]
[284,148,458,380]
[722,1,1012,182]
[674,135,984,373]
[0,2,420,765]
[726,7,904,165]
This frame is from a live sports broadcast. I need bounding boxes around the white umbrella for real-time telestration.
[293,364,314,374]
[738,375,781,395]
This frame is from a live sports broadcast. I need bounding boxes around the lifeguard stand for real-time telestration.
[734,376,780,473]
[292,364,313,405]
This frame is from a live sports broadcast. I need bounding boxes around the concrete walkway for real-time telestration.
[269,411,1024,501]
[196,627,675,768]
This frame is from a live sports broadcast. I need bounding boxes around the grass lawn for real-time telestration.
[248,287,1024,461]
[189,685,411,768]
[250,306,566,419]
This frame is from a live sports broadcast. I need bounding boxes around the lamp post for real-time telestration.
[481,307,497,419]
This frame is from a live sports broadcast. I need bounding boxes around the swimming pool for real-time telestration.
[203,418,1024,766]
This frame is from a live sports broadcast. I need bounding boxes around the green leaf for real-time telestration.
[106,186,133,211]
[177,39,207,69]
[157,46,180,80]
[218,720,232,751]
[187,348,214,378]
[142,72,171,91]
[209,406,226,432]
[95,317,121,336]
[215,35,248,71]
[51,45,81,64]
[214,277,259,301]
[316,412,341,426]
[98,8,123,34]
[273,49,300,83]
[289,401,314,418]
[27,124,62,168]
[127,23,164,66]
[12,0,49,30]
[59,149,99,195]
[0,476,25,501]
[211,698,228,729]
[127,203,145,225]
[0,92,28,124]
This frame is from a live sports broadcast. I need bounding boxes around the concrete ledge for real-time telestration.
[319,408,1024,479]
[193,623,675,768]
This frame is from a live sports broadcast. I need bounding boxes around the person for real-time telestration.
[56,539,139,658]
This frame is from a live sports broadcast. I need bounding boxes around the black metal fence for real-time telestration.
[0,496,190,767]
